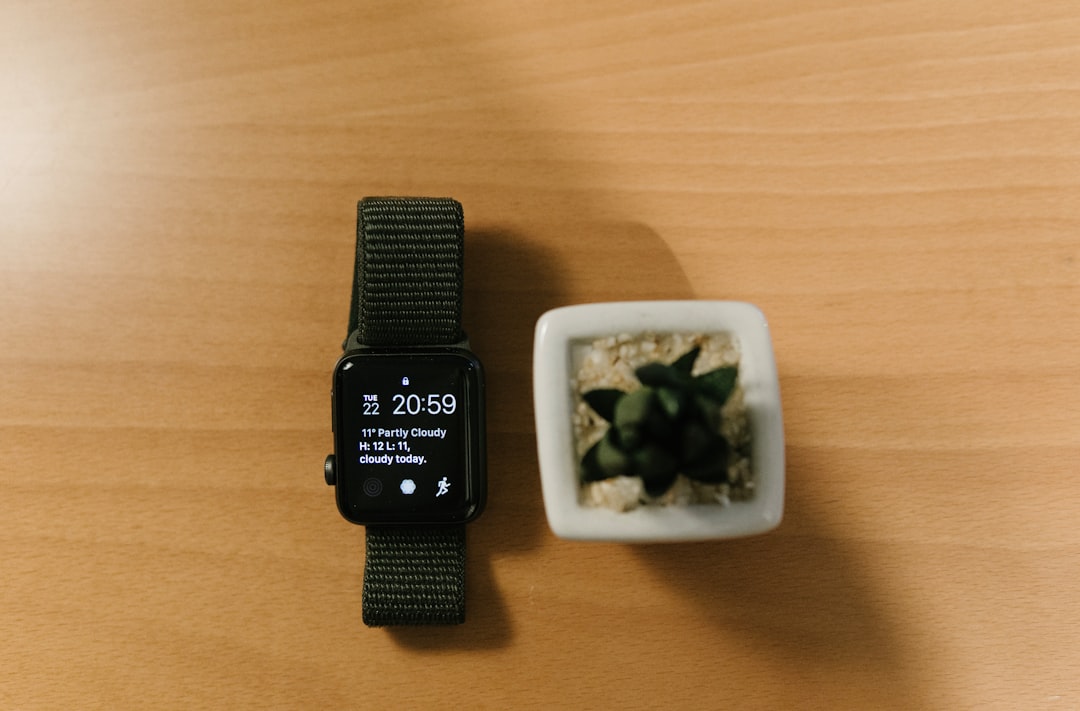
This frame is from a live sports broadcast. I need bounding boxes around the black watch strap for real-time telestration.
[350,196,469,626]
[347,197,465,347]
[362,526,466,626]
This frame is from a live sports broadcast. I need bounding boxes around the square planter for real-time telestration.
[532,301,784,542]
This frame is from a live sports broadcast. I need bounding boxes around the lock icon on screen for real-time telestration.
[401,377,410,386]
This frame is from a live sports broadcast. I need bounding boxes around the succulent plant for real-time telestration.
[580,346,738,497]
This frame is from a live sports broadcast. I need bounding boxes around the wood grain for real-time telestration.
[2,1,1078,708]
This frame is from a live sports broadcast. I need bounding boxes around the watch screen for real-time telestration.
[333,350,485,524]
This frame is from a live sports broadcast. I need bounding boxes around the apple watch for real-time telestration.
[324,197,486,626]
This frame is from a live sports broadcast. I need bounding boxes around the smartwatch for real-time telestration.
[324,197,486,626]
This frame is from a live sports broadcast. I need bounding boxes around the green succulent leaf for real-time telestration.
[617,384,656,445]
[693,394,724,430]
[670,346,701,375]
[655,386,686,420]
[582,388,625,423]
[581,440,606,482]
[644,407,677,447]
[694,366,738,405]
[635,362,691,389]
[642,471,679,497]
[632,444,678,491]
[682,459,729,484]
[613,388,656,430]
[595,431,633,478]
[615,424,642,450]
[681,436,731,484]
[680,421,718,465]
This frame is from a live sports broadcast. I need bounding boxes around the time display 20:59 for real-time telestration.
[364,393,458,416]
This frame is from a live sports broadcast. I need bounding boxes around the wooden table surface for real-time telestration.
[3,1,1078,708]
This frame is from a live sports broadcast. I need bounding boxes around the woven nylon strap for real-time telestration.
[348,197,465,347]
[362,526,466,626]
[350,196,468,626]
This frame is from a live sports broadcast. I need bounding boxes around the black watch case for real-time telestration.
[330,347,485,525]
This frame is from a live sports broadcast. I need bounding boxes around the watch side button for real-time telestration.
[324,455,336,486]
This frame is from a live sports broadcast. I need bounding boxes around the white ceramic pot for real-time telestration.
[532,301,784,542]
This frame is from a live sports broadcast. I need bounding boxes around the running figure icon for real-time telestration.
[436,477,450,497]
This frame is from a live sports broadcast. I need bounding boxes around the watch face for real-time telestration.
[332,350,485,525]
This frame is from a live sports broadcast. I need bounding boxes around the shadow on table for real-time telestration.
[465,222,698,556]
[635,444,925,709]
[390,221,695,650]
[385,216,925,706]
